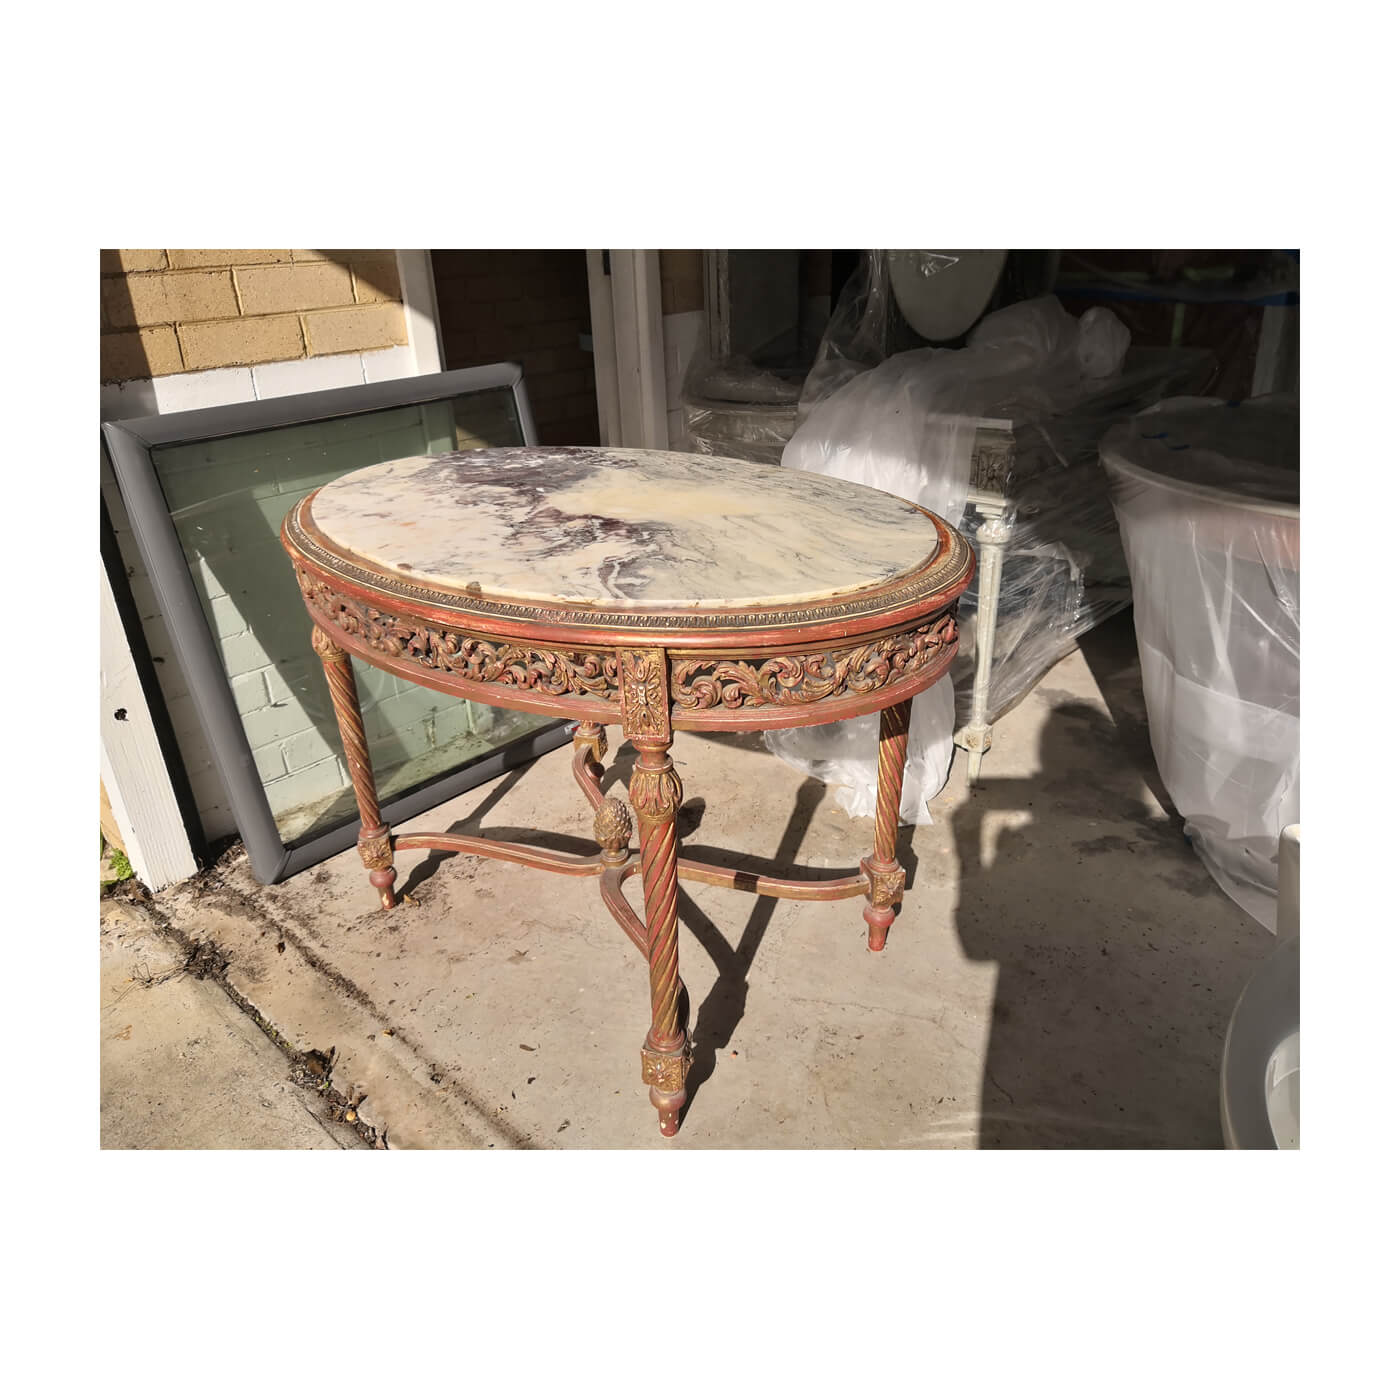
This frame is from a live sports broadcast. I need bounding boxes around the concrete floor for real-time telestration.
[100,897,365,1149]
[100,613,1276,1149]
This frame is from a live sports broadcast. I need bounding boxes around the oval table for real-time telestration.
[282,446,974,1137]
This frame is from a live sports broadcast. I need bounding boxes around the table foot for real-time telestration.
[861,856,904,952]
[967,744,985,786]
[956,721,992,786]
[642,1038,690,1137]
[861,699,911,951]
[356,825,398,910]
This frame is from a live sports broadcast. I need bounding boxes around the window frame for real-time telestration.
[101,362,571,885]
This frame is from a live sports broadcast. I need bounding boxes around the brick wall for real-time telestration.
[100,250,408,384]
[102,402,520,844]
[431,251,599,446]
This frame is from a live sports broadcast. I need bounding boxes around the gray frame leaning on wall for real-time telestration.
[102,362,572,886]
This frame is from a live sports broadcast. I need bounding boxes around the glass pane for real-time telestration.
[151,388,557,845]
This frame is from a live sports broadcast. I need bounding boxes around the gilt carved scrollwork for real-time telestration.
[865,864,905,908]
[296,569,959,721]
[670,610,958,712]
[310,625,344,661]
[297,567,620,702]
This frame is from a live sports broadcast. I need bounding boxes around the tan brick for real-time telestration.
[166,250,292,268]
[104,269,239,329]
[234,261,353,315]
[177,315,305,370]
[302,304,407,357]
[290,248,383,262]
[101,249,168,275]
[351,255,401,304]
[100,327,183,382]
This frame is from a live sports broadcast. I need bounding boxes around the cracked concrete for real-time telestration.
[100,897,366,1149]
[100,612,1276,1149]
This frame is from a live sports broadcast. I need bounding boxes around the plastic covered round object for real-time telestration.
[1101,397,1299,929]
[886,250,1008,342]
[1100,395,1299,512]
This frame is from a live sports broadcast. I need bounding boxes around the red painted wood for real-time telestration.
[676,858,867,902]
[283,452,977,1139]
[392,831,605,877]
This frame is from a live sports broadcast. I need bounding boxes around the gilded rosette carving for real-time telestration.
[641,1044,691,1094]
[861,857,905,908]
[617,648,670,739]
[357,828,394,871]
[870,868,904,907]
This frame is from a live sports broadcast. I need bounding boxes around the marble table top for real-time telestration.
[308,446,944,610]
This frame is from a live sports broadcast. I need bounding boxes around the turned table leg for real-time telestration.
[312,625,398,910]
[861,698,911,952]
[957,509,1012,786]
[629,737,690,1136]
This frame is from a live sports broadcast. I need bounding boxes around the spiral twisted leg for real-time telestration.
[629,738,690,1136]
[312,626,397,910]
[861,698,911,951]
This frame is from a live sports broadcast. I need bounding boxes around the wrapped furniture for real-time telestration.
[1101,397,1299,930]
[772,292,1216,817]
[950,344,1215,778]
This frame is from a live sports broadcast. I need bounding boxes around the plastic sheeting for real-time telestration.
[1101,396,1299,931]
[949,467,1134,725]
[682,396,798,465]
[799,250,1064,416]
[944,341,1217,724]
[770,295,1142,821]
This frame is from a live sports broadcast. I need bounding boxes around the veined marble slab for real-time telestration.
[309,446,942,609]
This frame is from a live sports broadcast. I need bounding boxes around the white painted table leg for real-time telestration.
[956,508,1012,785]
